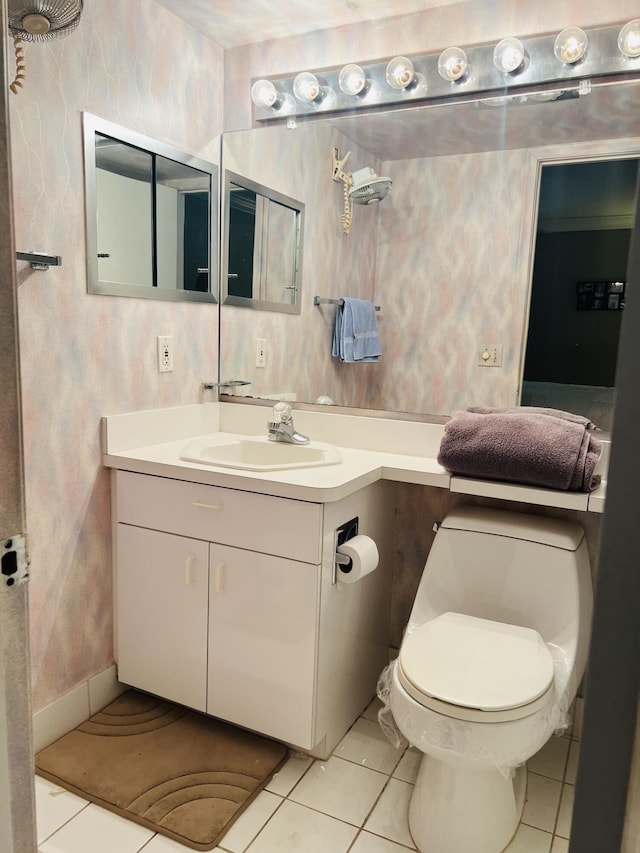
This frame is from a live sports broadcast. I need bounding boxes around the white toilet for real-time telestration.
[386,505,593,853]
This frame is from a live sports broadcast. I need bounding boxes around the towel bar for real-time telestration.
[314,295,380,311]
[16,251,62,270]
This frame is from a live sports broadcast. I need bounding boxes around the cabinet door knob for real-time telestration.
[185,555,197,586]
[192,500,223,511]
[215,562,226,594]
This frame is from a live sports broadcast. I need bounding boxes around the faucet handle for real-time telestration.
[272,401,293,423]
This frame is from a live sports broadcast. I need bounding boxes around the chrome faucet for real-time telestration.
[267,402,310,445]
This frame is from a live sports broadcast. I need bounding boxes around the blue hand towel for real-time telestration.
[332,297,381,363]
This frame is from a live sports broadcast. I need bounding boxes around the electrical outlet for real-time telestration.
[478,344,503,367]
[256,338,267,368]
[157,335,174,372]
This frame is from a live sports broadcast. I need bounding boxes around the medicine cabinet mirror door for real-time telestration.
[83,112,219,303]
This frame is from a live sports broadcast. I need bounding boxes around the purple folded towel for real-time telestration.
[467,405,598,431]
[438,411,602,492]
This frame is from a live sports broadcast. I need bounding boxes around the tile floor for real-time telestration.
[35,697,584,853]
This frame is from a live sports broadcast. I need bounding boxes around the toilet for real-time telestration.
[386,505,593,853]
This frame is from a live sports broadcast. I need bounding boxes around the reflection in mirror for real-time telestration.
[522,158,639,431]
[84,112,218,303]
[223,171,303,314]
[220,76,640,423]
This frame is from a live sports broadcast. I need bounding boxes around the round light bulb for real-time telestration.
[437,47,468,82]
[385,56,415,90]
[250,79,280,109]
[554,27,588,64]
[493,37,525,73]
[618,19,640,58]
[338,64,366,96]
[293,71,321,103]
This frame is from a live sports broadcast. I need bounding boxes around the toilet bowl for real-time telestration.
[384,505,593,853]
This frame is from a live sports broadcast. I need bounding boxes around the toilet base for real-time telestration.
[408,755,527,853]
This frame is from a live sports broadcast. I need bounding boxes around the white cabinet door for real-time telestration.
[208,544,320,748]
[116,524,209,711]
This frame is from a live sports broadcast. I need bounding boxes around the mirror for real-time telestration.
[83,112,218,303]
[223,172,304,314]
[220,76,640,421]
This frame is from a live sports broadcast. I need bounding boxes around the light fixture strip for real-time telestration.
[252,23,639,121]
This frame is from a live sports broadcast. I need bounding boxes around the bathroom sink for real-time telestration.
[179,435,342,471]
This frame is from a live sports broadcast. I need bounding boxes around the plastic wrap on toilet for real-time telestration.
[377,663,409,749]
[377,626,576,779]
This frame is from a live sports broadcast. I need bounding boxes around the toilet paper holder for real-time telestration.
[332,516,359,584]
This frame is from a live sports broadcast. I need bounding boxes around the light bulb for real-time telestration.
[293,71,321,103]
[437,47,468,82]
[554,27,588,64]
[618,19,640,58]
[250,79,281,109]
[385,56,415,90]
[493,37,525,73]
[338,64,366,96]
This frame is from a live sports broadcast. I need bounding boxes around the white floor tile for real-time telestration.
[217,791,283,853]
[362,697,384,722]
[527,736,570,781]
[334,717,404,774]
[522,773,562,833]
[392,749,421,784]
[564,741,581,785]
[550,838,570,853]
[245,800,357,852]
[505,823,552,852]
[350,830,415,851]
[265,754,313,797]
[39,803,154,853]
[364,778,414,848]
[555,784,575,839]
[289,756,387,826]
[35,777,89,844]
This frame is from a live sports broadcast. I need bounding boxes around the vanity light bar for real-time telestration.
[251,22,640,121]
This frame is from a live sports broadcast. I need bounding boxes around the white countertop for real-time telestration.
[102,403,607,511]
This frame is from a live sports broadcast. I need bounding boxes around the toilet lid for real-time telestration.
[399,612,554,713]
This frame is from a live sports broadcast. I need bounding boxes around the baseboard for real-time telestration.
[33,665,127,753]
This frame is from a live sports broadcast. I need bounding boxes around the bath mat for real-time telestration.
[35,690,288,851]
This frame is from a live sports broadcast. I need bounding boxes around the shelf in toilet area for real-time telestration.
[101,403,607,513]
[450,476,591,512]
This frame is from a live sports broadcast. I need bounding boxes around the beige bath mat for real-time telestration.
[35,690,288,851]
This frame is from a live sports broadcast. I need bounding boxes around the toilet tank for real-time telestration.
[409,506,593,675]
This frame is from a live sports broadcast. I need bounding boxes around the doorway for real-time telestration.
[522,158,639,431]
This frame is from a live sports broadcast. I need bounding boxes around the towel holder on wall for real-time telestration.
[314,295,380,311]
[16,251,62,270]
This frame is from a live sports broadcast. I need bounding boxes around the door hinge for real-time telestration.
[2,534,29,588]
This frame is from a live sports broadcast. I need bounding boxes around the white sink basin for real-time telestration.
[179,434,342,471]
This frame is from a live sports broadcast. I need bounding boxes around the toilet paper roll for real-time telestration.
[336,535,379,584]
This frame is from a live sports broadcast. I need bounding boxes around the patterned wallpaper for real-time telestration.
[10,0,224,712]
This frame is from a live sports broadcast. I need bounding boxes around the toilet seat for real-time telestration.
[398,612,555,723]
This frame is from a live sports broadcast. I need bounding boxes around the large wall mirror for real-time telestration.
[219,75,640,429]
[222,171,304,314]
[83,112,219,303]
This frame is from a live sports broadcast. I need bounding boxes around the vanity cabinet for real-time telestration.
[112,469,391,757]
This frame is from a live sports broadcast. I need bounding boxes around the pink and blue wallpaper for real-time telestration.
[11,0,224,711]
